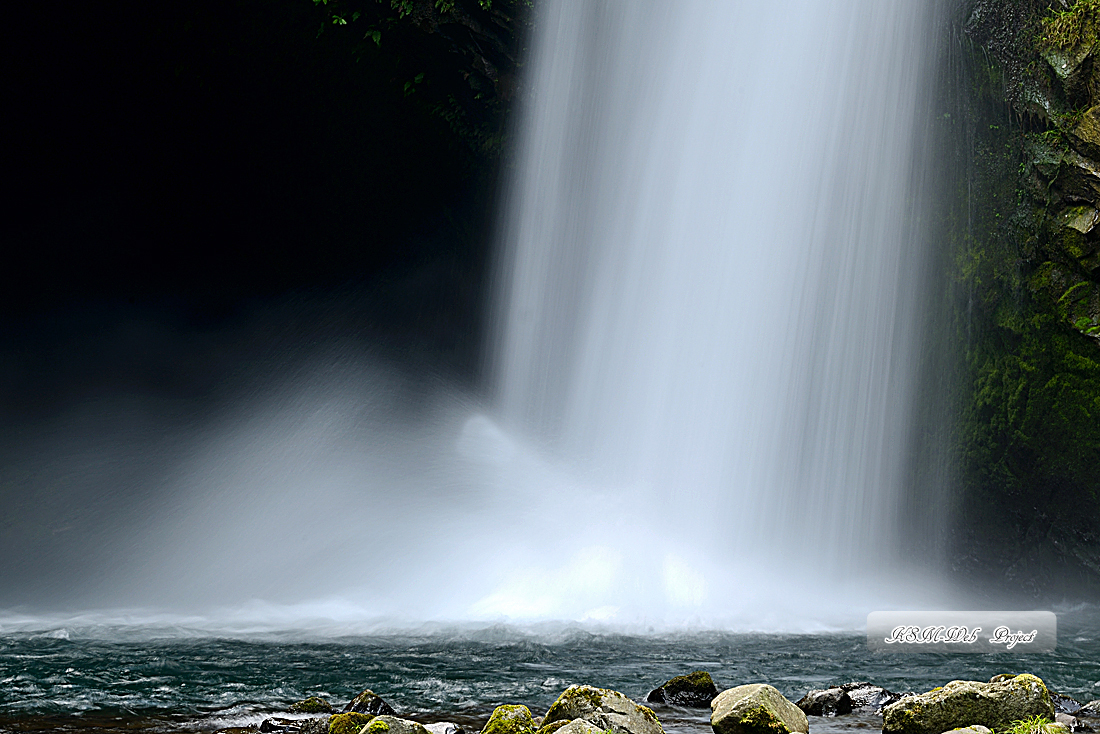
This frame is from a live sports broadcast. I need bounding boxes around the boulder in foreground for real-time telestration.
[345,689,398,716]
[711,684,808,734]
[543,684,664,734]
[881,674,1054,734]
[552,722,606,734]
[482,705,537,734]
[330,712,375,734]
[647,672,720,708]
[366,715,434,734]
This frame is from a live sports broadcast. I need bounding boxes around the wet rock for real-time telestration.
[795,687,852,717]
[882,674,1054,734]
[426,723,466,734]
[482,705,537,734]
[543,684,663,734]
[330,712,378,734]
[711,684,808,734]
[646,671,719,708]
[291,697,334,714]
[1057,713,1080,731]
[345,688,398,716]
[841,682,906,712]
[1081,701,1100,717]
[300,719,333,734]
[1054,692,1085,715]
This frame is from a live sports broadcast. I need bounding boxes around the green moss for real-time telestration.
[735,707,788,734]
[369,720,392,733]
[1042,0,1100,50]
[482,704,536,734]
[535,721,572,734]
[330,712,376,734]
[289,696,333,714]
[657,671,717,703]
[544,686,606,723]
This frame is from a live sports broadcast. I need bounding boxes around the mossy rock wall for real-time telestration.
[939,0,1100,596]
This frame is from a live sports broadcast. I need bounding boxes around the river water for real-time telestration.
[2,610,1098,733]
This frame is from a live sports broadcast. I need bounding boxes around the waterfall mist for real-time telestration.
[1,0,958,633]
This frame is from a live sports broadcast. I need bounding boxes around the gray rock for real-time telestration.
[882,674,1054,734]
[795,687,853,717]
[426,723,466,734]
[1054,693,1085,715]
[543,685,663,734]
[345,688,398,716]
[554,722,605,734]
[841,682,906,711]
[1081,701,1100,717]
[711,684,809,734]
[1057,713,1080,731]
[646,671,719,708]
[299,719,332,734]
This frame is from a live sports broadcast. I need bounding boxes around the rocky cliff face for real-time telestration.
[967,0,1100,336]
[942,0,1100,598]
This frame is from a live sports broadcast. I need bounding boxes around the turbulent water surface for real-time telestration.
[1,612,1098,733]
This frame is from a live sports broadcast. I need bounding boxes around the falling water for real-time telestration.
[0,1,954,632]
[487,0,947,620]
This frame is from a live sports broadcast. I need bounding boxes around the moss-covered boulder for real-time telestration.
[543,685,663,734]
[367,715,434,734]
[330,712,376,734]
[345,689,398,716]
[646,671,719,708]
[291,696,334,714]
[881,674,1054,734]
[710,684,808,734]
[535,720,573,734]
[482,705,537,734]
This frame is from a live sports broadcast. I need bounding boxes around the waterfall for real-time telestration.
[483,0,946,622]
